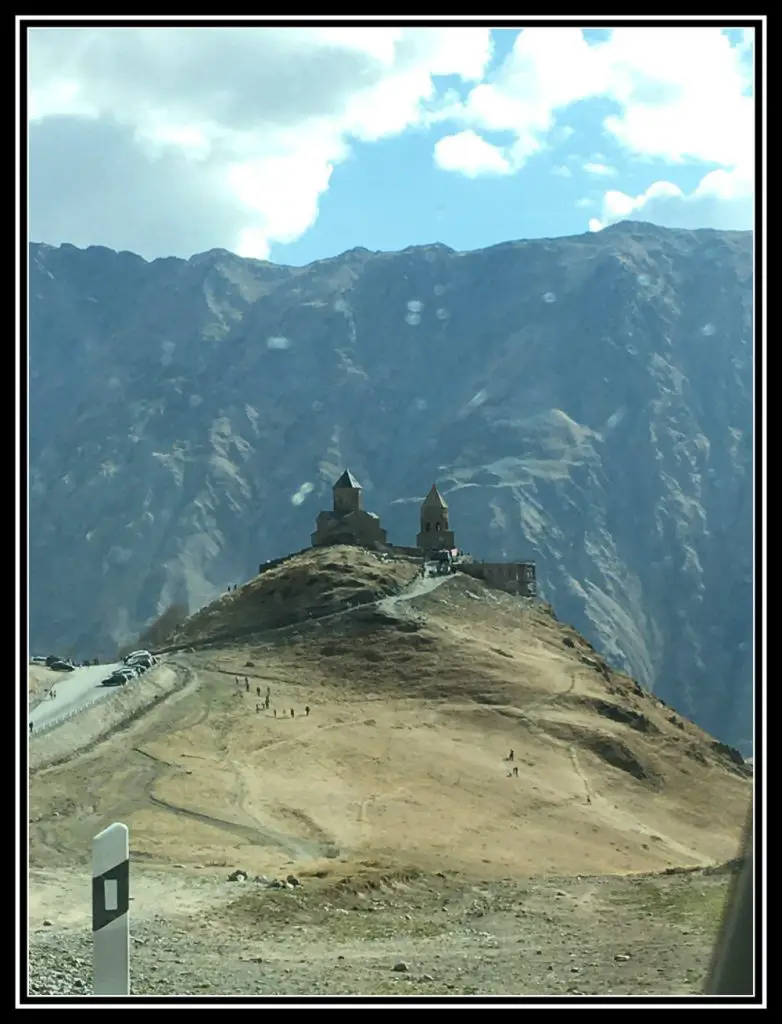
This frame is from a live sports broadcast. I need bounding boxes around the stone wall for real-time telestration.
[459,560,537,597]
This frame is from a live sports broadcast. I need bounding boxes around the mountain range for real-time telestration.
[27,220,754,751]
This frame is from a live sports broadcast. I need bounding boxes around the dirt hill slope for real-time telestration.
[29,548,751,884]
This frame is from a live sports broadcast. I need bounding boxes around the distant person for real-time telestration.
[305,705,310,717]
[508,749,514,762]
[29,722,33,734]
[264,696,270,709]
[274,709,277,718]
[512,766,519,777]
[245,680,249,692]
[256,686,261,698]
[50,689,56,700]
[290,708,295,719]
[244,676,249,686]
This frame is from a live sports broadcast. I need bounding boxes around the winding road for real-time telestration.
[29,662,123,734]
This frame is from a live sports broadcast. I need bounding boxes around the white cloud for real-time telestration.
[434,130,512,177]
[434,26,753,230]
[575,197,594,208]
[583,162,617,177]
[28,26,493,259]
[436,27,752,170]
[588,164,753,232]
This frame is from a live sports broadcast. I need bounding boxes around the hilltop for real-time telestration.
[28,547,751,995]
[29,222,753,750]
[30,547,750,881]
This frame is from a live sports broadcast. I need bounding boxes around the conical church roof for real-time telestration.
[422,484,448,509]
[333,469,362,490]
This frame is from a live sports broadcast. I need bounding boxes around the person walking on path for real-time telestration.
[290,708,295,719]
[305,705,310,717]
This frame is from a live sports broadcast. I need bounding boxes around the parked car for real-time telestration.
[101,674,126,687]
[125,651,155,670]
[48,659,75,672]
[101,668,135,686]
[124,650,155,666]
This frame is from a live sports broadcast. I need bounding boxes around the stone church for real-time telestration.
[311,470,388,548]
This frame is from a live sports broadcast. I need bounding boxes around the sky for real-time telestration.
[26,21,756,266]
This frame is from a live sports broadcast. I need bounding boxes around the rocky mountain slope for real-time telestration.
[27,221,753,749]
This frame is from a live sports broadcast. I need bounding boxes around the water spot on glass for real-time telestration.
[407,299,424,313]
[291,482,314,506]
[312,400,324,412]
[465,389,487,411]
[433,284,446,296]
[738,641,749,652]
[267,336,290,349]
[414,397,427,411]
[542,292,557,304]
[637,273,651,286]
[189,394,203,408]
[405,312,421,326]
[436,307,449,320]
[700,323,716,337]
[161,339,175,366]
[605,407,626,429]
[334,298,349,314]
[627,345,638,356]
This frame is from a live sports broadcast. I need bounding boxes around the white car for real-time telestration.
[122,647,154,671]
[123,650,152,664]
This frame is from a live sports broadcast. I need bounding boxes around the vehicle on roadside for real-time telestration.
[47,658,75,672]
[101,667,135,686]
[123,650,155,670]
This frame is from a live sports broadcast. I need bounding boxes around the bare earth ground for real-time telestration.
[29,862,738,996]
[28,548,751,997]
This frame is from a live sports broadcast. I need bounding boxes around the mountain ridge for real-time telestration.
[28,220,753,750]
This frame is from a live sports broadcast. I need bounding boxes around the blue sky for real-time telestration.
[27,24,755,265]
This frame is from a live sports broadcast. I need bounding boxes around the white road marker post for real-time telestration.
[92,822,130,996]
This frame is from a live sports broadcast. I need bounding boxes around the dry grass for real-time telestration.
[29,550,751,892]
[161,546,419,650]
